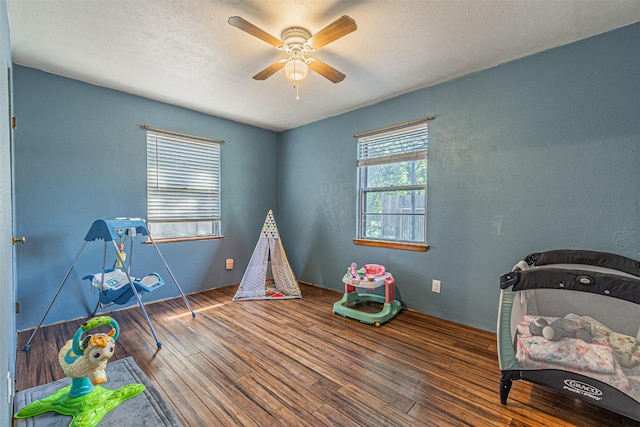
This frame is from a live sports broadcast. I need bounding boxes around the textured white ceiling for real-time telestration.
[7,0,640,132]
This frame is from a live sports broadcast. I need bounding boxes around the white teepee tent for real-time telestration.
[233,210,301,301]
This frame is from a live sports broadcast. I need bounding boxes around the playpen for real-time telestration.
[497,249,640,421]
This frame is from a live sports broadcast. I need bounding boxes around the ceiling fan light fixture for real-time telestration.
[284,58,308,81]
[229,15,356,85]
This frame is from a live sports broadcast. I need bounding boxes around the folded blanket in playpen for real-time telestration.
[515,314,638,395]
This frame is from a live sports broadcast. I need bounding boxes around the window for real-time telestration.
[356,123,428,249]
[146,130,221,240]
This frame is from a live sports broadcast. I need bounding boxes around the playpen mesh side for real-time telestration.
[497,289,521,371]
[499,285,640,402]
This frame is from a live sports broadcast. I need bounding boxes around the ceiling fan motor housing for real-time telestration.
[282,27,312,51]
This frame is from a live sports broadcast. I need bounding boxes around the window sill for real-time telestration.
[145,235,224,244]
[353,239,429,252]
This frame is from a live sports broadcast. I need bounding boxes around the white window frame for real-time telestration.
[146,130,221,240]
[356,123,428,249]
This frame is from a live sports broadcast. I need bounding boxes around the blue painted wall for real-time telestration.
[13,66,280,330]
[279,22,640,331]
[13,22,640,334]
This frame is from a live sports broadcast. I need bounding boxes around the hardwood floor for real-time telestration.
[15,283,640,426]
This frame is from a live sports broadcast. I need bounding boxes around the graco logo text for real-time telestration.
[563,379,603,401]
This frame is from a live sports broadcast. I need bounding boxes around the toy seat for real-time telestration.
[84,270,165,307]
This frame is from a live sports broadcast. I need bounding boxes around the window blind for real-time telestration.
[357,124,428,167]
[147,131,220,222]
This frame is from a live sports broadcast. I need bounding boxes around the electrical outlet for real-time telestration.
[7,371,12,404]
[432,279,441,293]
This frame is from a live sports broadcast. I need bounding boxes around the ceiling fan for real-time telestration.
[228,15,357,85]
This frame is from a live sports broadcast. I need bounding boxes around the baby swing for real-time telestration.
[23,218,196,350]
[82,226,165,314]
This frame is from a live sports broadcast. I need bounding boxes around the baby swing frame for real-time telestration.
[23,218,196,350]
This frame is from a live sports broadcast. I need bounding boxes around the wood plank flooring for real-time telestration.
[15,283,640,426]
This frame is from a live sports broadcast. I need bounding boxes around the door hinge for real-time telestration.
[11,117,17,129]
[15,302,20,314]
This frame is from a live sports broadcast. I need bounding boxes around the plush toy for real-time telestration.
[59,328,116,385]
[529,317,594,343]
[608,332,640,368]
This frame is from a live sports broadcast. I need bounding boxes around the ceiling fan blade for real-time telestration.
[253,60,287,80]
[228,16,283,48]
[307,59,346,83]
[307,15,357,49]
